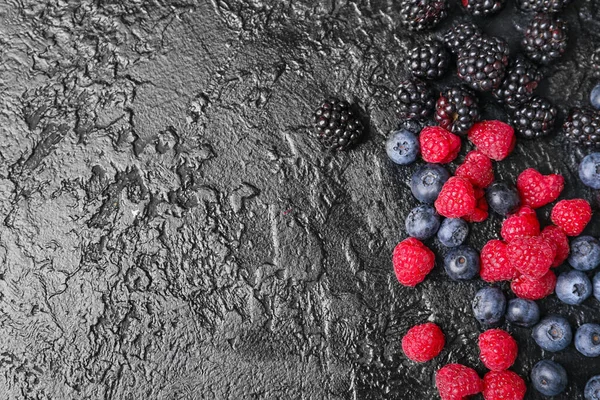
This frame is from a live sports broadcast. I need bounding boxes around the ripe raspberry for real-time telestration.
[435,177,476,218]
[500,206,540,242]
[551,199,592,236]
[480,240,519,282]
[516,168,564,209]
[468,121,516,161]
[483,370,527,400]
[464,188,489,222]
[392,238,436,287]
[420,126,461,163]
[541,225,570,267]
[478,329,518,371]
[436,364,483,400]
[507,236,555,278]
[455,151,494,189]
[511,270,556,300]
[401,322,445,362]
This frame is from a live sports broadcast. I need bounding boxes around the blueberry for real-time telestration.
[575,323,600,357]
[405,205,441,240]
[594,272,600,301]
[410,164,450,204]
[579,153,600,189]
[437,218,469,247]
[532,315,572,352]
[585,375,600,400]
[506,298,540,327]
[569,236,600,271]
[386,129,420,165]
[485,182,521,216]
[556,270,592,305]
[531,360,568,396]
[472,287,506,326]
[444,246,479,280]
[592,84,600,111]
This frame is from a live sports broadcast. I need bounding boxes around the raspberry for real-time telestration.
[464,188,489,222]
[455,151,494,189]
[436,364,483,400]
[392,238,436,287]
[420,126,461,163]
[468,121,515,161]
[480,240,519,282]
[478,329,518,371]
[551,199,592,236]
[507,236,555,278]
[511,270,556,300]
[500,206,540,242]
[401,322,445,362]
[483,370,527,400]
[435,177,476,218]
[516,168,564,209]
[541,225,570,267]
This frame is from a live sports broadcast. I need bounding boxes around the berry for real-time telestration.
[313,98,364,151]
[541,225,570,267]
[594,272,600,301]
[486,182,521,216]
[492,56,542,110]
[408,40,450,80]
[511,96,557,139]
[419,126,461,164]
[592,84,600,111]
[392,238,436,287]
[522,14,568,65]
[579,153,600,189]
[442,22,482,55]
[483,370,527,400]
[435,86,480,135]
[436,364,483,400]
[506,298,540,327]
[532,315,572,352]
[531,360,568,396]
[394,80,435,121]
[480,240,519,282]
[462,0,506,16]
[551,199,592,236]
[564,107,600,148]
[585,375,600,400]
[399,0,449,31]
[516,168,564,209]
[507,236,555,278]
[500,206,540,242]
[444,246,480,280]
[437,218,469,247]
[569,236,600,271]
[411,164,450,204]
[556,270,592,305]
[511,270,556,300]
[385,129,420,165]
[455,151,494,189]
[473,287,506,326]
[402,322,445,362]
[457,37,510,92]
[468,120,516,161]
[435,177,476,218]
[478,329,518,371]
[405,205,441,240]
[516,0,573,13]
[575,323,600,357]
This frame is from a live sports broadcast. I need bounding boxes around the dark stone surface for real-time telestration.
[1,0,600,398]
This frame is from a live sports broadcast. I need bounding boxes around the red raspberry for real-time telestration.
[511,270,556,300]
[436,364,483,400]
[464,188,489,222]
[500,206,540,242]
[541,225,570,267]
[420,126,462,164]
[478,329,518,371]
[483,370,527,400]
[401,322,445,362]
[516,168,564,209]
[455,151,494,189]
[468,120,516,161]
[507,236,555,278]
[392,238,435,287]
[435,177,476,218]
[480,240,518,282]
[551,199,592,236]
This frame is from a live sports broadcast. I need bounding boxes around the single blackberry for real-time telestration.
[492,56,543,110]
[408,40,450,80]
[516,0,573,13]
[457,36,510,92]
[564,107,600,148]
[442,22,483,55]
[592,48,600,78]
[393,80,435,120]
[313,98,364,151]
[511,96,557,139]
[399,0,449,31]
[435,86,480,135]
[462,0,506,16]
[522,14,568,65]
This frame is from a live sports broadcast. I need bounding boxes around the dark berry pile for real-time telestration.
[393,80,434,120]
[313,98,364,151]
[435,86,480,135]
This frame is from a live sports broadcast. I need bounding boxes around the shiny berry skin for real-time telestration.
[511,270,556,300]
[483,370,527,400]
[516,168,564,209]
[506,298,540,327]
[551,199,592,236]
[408,40,450,80]
[492,55,542,111]
[385,129,420,165]
[478,329,518,371]
[455,151,494,189]
[435,86,480,135]
[442,22,482,55]
[401,322,445,362]
[575,323,600,357]
[501,206,540,242]
[541,225,570,267]
[436,364,483,400]
[468,120,516,161]
[444,245,480,280]
[457,36,510,92]
[394,79,435,121]
[480,240,518,282]
[420,126,461,163]
[437,218,469,247]
[568,236,600,271]
[556,270,592,305]
[435,177,476,218]
[473,287,506,326]
[579,153,600,189]
[399,0,449,32]
[594,272,600,302]
[405,205,441,240]
[410,164,450,204]
[522,14,568,65]
[531,360,568,396]
[511,96,557,139]
[486,182,521,216]
[563,107,600,148]
[507,236,555,279]
[462,0,506,16]
[592,84,600,111]
[392,238,436,287]
[585,375,600,400]
[532,315,572,352]
[313,98,364,151]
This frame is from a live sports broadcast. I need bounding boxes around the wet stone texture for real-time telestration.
[1,0,600,399]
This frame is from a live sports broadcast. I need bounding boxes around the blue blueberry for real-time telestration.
[556,270,592,305]
[575,323,600,357]
[531,360,568,396]
[569,236,600,271]
[386,129,420,165]
[506,298,540,327]
[594,272,600,302]
[444,246,480,280]
[579,153,600,189]
[485,182,521,216]
[410,164,450,204]
[405,205,441,240]
[585,375,600,400]
[591,84,600,111]
[437,218,469,247]
[472,287,506,326]
[532,315,572,352]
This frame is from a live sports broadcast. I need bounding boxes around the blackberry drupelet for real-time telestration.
[593,48,600,78]
[435,86,480,135]
[511,96,557,139]
[408,40,450,80]
[399,0,449,31]
[394,80,435,120]
[462,0,506,17]
[493,56,543,110]
[442,22,483,55]
[313,98,364,151]
[564,108,600,148]
[522,14,568,65]
[516,0,573,13]
[457,36,510,92]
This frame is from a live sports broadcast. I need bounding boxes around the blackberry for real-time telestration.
[564,107,600,148]
[522,14,568,65]
[408,40,450,80]
[511,96,557,139]
[435,86,480,134]
[393,80,435,120]
[462,0,506,16]
[492,56,543,110]
[442,22,483,55]
[313,98,364,151]
[399,0,449,31]
[457,36,510,92]
[592,48,600,78]
[516,0,573,13]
